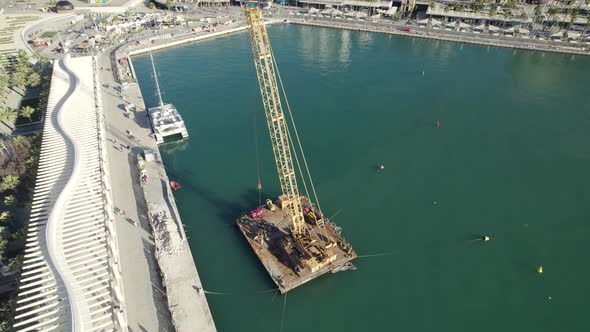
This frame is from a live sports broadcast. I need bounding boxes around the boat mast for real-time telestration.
[149,50,165,110]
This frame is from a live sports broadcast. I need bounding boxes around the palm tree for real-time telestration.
[19,106,35,123]
[12,136,28,147]
[0,138,12,160]
[10,70,27,94]
[0,211,10,223]
[149,2,155,10]
[0,108,17,130]
[16,50,29,66]
[0,175,20,192]
[15,50,30,75]
[0,75,8,103]
[27,71,41,87]
[34,54,51,68]
[3,195,16,207]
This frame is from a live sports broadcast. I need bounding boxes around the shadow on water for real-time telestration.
[164,167,269,224]
[163,171,280,290]
[159,138,188,154]
[160,178,184,238]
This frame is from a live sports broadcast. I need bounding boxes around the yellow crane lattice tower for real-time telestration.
[245,6,306,240]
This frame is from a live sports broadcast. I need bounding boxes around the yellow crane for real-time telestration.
[245,4,307,240]
[239,3,357,293]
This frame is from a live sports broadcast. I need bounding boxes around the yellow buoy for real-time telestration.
[537,266,543,274]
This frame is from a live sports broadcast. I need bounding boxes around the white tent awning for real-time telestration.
[430,18,442,26]
[551,31,564,38]
[517,27,530,34]
[567,31,581,39]
[384,7,397,16]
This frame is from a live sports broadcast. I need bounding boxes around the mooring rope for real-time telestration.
[252,107,262,206]
[356,251,398,259]
[199,287,278,296]
[280,293,288,332]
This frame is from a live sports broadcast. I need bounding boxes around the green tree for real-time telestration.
[504,0,516,9]
[0,107,17,129]
[27,71,41,87]
[149,2,155,10]
[0,175,20,192]
[19,106,35,122]
[3,195,16,207]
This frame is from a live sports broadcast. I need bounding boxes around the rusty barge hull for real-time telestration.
[236,197,357,293]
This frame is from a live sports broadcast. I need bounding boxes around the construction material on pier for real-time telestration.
[237,4,356,293]
[137,148,216,331]
[147,51,188,144]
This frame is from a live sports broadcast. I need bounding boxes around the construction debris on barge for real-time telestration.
[237,196,356,293]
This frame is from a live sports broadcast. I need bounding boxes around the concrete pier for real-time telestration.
[97,52,216,331]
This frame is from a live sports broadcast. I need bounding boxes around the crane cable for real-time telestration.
[270,49,330,244]
[252,108,262,206]
[271,50,323,216]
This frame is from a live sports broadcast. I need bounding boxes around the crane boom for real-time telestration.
[245,6,306,240]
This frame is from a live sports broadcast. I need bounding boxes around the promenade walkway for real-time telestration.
[12,56,127,332]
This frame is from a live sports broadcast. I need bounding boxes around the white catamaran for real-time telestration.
[147,51,188,144]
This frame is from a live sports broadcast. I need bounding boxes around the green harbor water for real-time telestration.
[133,25,590,332]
